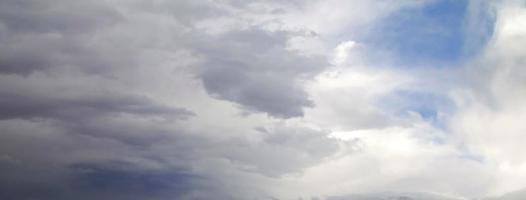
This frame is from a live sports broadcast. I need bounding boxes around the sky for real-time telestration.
[1,0,526,199]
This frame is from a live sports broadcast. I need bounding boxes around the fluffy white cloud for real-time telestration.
[449,0,526,197]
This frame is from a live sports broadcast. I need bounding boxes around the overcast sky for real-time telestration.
[1,0,526,199]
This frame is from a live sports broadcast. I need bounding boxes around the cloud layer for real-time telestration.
[1,0,526,199]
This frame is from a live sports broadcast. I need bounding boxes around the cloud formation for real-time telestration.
[1,0,526,199]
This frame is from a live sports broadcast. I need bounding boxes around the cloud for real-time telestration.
[486,189,526,200]
[2,0,526,199]
[0,87,194,121]
[448,0,526,196]
[328,192,466,200]
[197,28,326,118]
[0,0,123,75]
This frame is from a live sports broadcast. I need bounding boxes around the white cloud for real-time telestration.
[449,0,526,197]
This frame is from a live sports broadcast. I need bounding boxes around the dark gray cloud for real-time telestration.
[0,0,326,118]
[0,116,231,199]
[0,1,209,198]
[0,117,344,199]
[0,92,194,121]
[198,28,326,118]
[0,0,340,199]
[0,155,226,200]
[0,0,124,75]
[0,0,121,33]
[124,0,328,118]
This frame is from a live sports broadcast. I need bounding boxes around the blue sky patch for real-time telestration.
[358,0,494,67]
[379,90,454,128]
